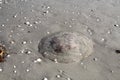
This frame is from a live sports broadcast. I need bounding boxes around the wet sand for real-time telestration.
[0,0,120,80]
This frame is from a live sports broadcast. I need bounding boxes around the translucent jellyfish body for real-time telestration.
[38,31,93,63]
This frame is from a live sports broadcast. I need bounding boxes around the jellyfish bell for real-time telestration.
[38,31,93,63]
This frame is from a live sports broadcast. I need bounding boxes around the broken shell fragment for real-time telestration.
[38,31,93,63]
[0,45,7,62]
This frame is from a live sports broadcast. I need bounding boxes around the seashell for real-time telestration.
[0,45,7,62]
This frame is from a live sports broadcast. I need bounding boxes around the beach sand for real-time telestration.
[0,0,120,80]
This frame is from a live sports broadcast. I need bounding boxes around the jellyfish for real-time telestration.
[38,31,93,63]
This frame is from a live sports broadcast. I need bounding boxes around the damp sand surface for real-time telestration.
[0,0,120,80]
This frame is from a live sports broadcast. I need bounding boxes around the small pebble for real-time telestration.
[36,58,42,62]
[56,74,61,78]
[87,28,93,35]
[25,21,30,25]
[28,24,32,27]
[1,24,5,27]
[34,58,42,63]
[22,41,27,44]
[96,18,100,22]
[31,9,34,12]
[58,70,64,74]
[21,61,25,63]
[13,70,17,73]
[101,38,105,42]
[80,62,84,65]
[42,11,49,15]
[0,68,3,72]
[13,65,16,68]
[24,17,27,19]
[13,14,17,18]
[114,24,119,27]
[45,11,49,13]
[26,69,30,72]
[43,77,48,80]
[34,21,38,24]
[93,58,98,61]
[20,50,24,53]
[107,30,111,34]
[0,2,2,4]
[115,50,120,54]
[8,34,13,38]
[54,58,58,63]
[67,78,72,80]
[17,25,21,28]
[10,40,15,44]
[47,31,50,34]
[47,6,50,9]
[25,50,32,54]
[110,70,114,73]
[10,30,14,33]
[7,55,10,58]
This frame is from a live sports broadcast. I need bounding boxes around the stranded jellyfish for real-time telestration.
[38,31,93,63]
